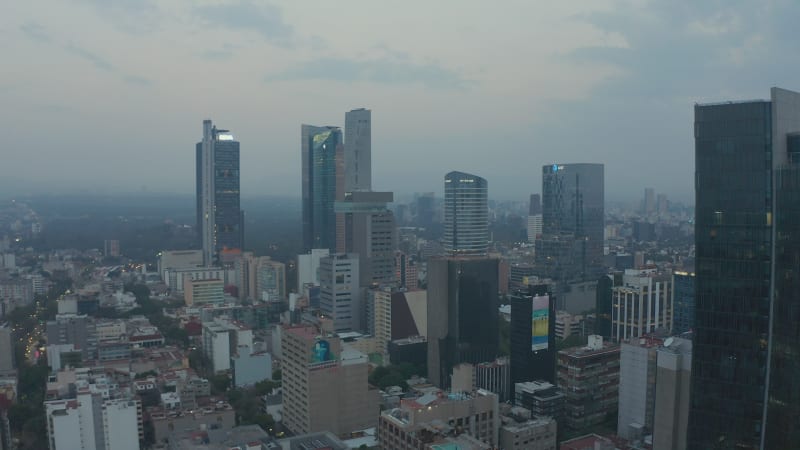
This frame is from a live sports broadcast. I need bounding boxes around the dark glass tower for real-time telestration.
[510,284,556,390]
[443,171,488,255]
[427,256,499,389]
[301,125,342,252]
[536,163,604,281]
[671,272,695,335]
[196,120,242,266]
[688,87,800,450]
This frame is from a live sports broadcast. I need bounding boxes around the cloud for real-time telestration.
[194,0,294,46]
[65,44,115,71]
[123,75,153,86]
[73,0,160,34]
[266,56,472,89]
[20,23,52,43]
[199,43,239,60]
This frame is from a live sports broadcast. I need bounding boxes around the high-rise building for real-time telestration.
[527,194,543,242]
[415,192,435,229]
[427,256,499,389]
[281,325,378,436]
[344,108,371,192]
[671,271,694,335]
[394,251,418,290]
[0,325,13,376]
[536,163,604,282]
[318,253,361,332]
[689,87,800,449]
[196,120,242,266]
[336,191,396,286]
[302,125,343,252]
[557,335,620,433]
[510,285,556,389]
[183,278,224,306]
[643,187,655,214]
[617,336,661,441]
[611,269,672,341]
[653,335,692,450]
[443,171,488,255]
[297,249,330,290]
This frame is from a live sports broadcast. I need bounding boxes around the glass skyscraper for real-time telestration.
[301,125,342,252]
[196,119,242,266]
[443,171,488,255]
[671,272,694,335]
[688,87,800,449]
[536,163,604,281]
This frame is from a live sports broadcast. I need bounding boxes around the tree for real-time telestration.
[210,373,230,394]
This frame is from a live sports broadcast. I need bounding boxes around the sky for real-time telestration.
[3,0,800,203]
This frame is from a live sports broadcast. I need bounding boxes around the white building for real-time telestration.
[45,395,140,450]
[157,250,203,280]
[617,336,662,441]
[202,318,253,373]
[297,249,330,290]
[612,269,672,341]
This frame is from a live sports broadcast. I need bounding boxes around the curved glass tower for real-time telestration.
[443,171,488,256]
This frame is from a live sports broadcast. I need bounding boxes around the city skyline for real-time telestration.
[6,2,800,202]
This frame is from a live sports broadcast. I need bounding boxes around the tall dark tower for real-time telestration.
[427,256,499,389]
[688,87,800,450]
[301,125,343,252]
[510,284,556,390]
[196,120,242,266]
[536,163,604,282]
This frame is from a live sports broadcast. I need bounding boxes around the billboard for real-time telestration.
[531,294,549,351]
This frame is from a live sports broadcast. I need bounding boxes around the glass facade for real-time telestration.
[510,284,556,390]
[195,121,242,264]
[671,272,695,335]
[689,89,800,449]
[764,164,800,448]
[537,163,604,281]
[301,125,341,252]
[689,100,773,449]
[427,257,499,389]
[443,171,488,255]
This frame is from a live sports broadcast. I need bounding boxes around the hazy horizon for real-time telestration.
[5,1,799,204]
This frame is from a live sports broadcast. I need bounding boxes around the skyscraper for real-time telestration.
[196,120,242,266]
[301,125,343,252]
[536,163,604,281]
[688,87,800,449]
[427,256,499,389]
[443,171,488,255]
[336,191,396,287]
[510,284,556,389]
[344,108,371,192]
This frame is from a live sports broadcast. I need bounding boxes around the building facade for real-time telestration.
[653,336,692,450]
[617,336,661,441]
[689,88,800,449]
[318,253,361,332]
[443,171,488,255]
[671,272,694,335]
[611,269,672,341]
[302,125,343,252]
[557,336,620,432]
[510,284,556,388]
[536,163,604,281]
[196,120,242,266]
[344,108,371,192]
[427,257,499,389]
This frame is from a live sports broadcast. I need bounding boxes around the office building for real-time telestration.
[377,389,500,449]
[253,257,285,302]
[103,239,120,258]
[510,284,556,388]
[611,269,672,341]
[297,248,330,290]
[231,345,272,388]
[394,251,418,290]
[671,271,694,335]
[183,278,224,306]
[617,336,662,441]
[202,318,252,373]
[443,171,488,255]
[653,335,692,450]
[318,253,361,332]
[281,325,378,436]
[474,357,511,402]
[372,288,427,358]
[527,193,543,242]
[46,314,97,361]
[302,125,343,252]
[336,191,396,286]
[344,108,371,192]
[689,87,800,449]
[415,192,436,229]
[196,119,242,266]
[643,188,655,214]
[427,257,499,389]
[557,335,620,432]
[536,163,604,281]
[157,250,204,281]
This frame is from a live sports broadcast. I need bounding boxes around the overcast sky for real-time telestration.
[3,0,799,203]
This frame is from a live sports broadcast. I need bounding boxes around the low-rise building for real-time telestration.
[499,407,557,450]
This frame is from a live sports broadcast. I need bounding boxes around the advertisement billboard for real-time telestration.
[531,294,549,351]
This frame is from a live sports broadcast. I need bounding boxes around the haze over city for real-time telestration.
[5,1,799,201]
